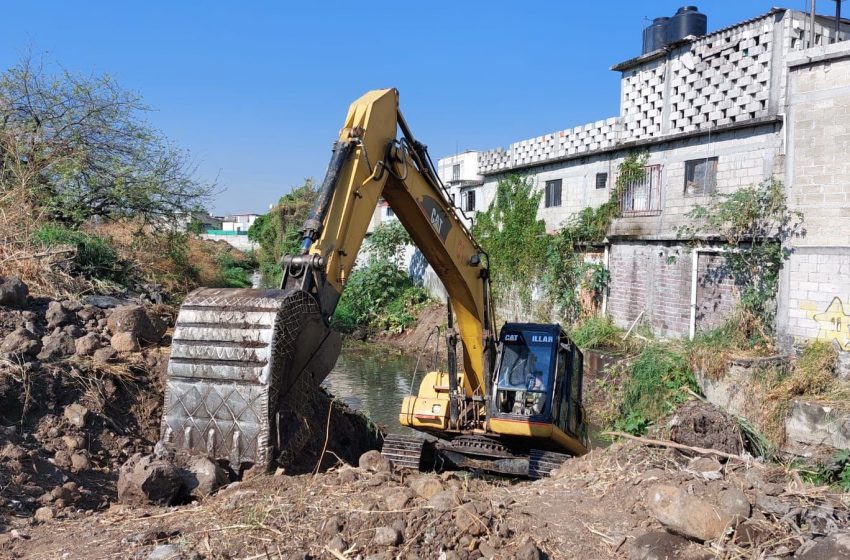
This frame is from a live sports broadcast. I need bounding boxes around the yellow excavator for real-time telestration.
[159,88,587,478]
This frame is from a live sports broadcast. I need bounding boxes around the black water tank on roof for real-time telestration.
[642,17,670,54]
[667,6,707,44]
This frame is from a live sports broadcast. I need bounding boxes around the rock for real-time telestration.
[52,450,72,469]
[76,305,101,322]
[62,434,85,452]
[455,502,486,536]
[180,456,228,498]
[45,301,74,328]
[359,450,391,472]
[64,403,89,428]
[74,333,105,356]
[327,535,348,552]
[70,451,90,472]
[734,521,770,547]
[428,489,459,512]
[385,488,414,511]
[83,295,127,308]
[93,346,119,363]
[63,324,86,338]
[795,533,850,559]
[147,544,181,560]
[373,526,402,547]
[321,516,344,538]
[755,494,793,517]
[515,541,542,560]
[117,453,183,506]
[411,476,444,499]
[1,328,42,358]
[0,276,28,308]
[33,506,54,522]
[719,488,750,523]
[107,304,164,344]
[688,457,723,478]
[38,331,76,361]
[478,541,497,559]
[646,484,734,542]
[111,331,140,353]
[629,531,713,560]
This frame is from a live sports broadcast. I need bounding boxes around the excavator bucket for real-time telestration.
[158,288,341,471]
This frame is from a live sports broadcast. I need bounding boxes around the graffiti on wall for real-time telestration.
[802,297,850,351]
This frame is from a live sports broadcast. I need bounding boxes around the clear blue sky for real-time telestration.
[1,1,813,215]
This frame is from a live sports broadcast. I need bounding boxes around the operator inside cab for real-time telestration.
[495,328,554,416]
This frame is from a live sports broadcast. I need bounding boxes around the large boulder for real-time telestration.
[107,304,165,344]
[1,328,42,358]
[0,276,28,308]
[646,484,741,542]
[178,456,228,499]
[117,453,183,506]
[38,331,76,361]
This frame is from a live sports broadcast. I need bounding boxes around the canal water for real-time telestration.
[322,341,422,434]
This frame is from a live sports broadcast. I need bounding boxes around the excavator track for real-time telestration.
[159,287,340,471]
[380,433,425,470]
[527,449,571,479]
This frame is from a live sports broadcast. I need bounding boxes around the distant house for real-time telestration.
[173,211,223,233]
[221,213,260,234]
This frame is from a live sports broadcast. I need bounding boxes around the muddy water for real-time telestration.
[322,341,422,434]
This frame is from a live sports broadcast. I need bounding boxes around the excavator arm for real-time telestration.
[292,88,494,398]
[159,89,495,470]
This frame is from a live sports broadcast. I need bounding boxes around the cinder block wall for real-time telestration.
[779,42,850,373]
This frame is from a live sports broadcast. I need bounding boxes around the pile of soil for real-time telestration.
[0,276,380,533]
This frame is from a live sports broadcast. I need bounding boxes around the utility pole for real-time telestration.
[833,0,845,43]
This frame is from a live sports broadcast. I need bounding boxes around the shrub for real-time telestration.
[33,224,132,284]
[616,346,700,435]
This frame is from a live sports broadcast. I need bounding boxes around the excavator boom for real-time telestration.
[159,89,496,470]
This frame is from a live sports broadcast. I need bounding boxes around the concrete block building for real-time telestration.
[432,7,850,364]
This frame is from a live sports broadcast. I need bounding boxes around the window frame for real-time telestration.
[684,157,718,197]
[544,179,562,208]
[463,189,476,212]
[618,164,663,217]
[451,163,461,182]
[595,172,608,189]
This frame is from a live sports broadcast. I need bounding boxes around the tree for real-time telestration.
[0,56,214,225]
[472,174,548,313]
[248,179,318,286]
[679,178,804,339]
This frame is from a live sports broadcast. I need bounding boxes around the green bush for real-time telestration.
[33,224,132,284]
[570,315,623,351]
[330,222,429,333]
[616,346,700,435]
[217,253,253,288]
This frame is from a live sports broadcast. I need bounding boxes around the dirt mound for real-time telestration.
[6,438,849,559]
[669,399,743,455]
[0,277,381,533]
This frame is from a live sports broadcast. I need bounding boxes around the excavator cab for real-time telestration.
[490,323,587,453]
